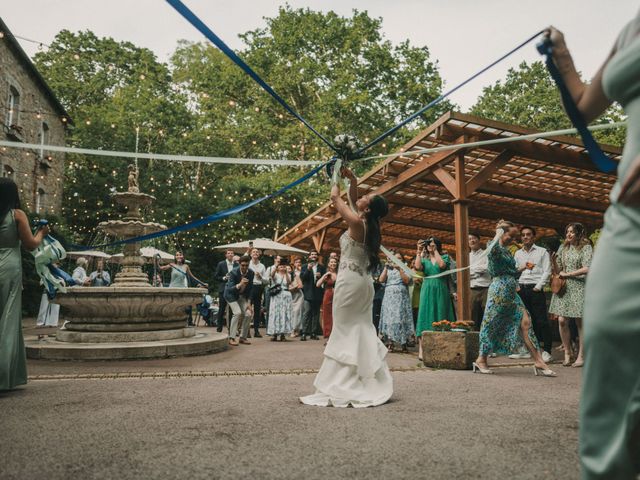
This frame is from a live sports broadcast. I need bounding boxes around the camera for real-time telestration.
[420,238,433,246]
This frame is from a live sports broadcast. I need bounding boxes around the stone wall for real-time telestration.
[0,35,66,215]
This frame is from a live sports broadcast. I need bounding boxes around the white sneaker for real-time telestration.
[489,353,497,358]
[541,351,553,363]
[508,352,532,359]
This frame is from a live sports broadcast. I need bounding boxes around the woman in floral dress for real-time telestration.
[549,223,593,367]
[474,221,555,376]
[267,258,293,341]
[379,252,414,352]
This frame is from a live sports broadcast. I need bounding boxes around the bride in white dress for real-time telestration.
[300,167,392,408]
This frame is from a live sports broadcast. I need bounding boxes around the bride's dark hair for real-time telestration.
[364,195,388,273]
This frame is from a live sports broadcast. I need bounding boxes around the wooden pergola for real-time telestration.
[278,111,622,321]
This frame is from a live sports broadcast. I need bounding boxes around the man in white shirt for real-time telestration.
[248,248,266,338]
[512,226,553,362]
[469,233,491,330]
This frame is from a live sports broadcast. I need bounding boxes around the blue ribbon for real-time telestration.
[358,30,545,154]
[75,162,327,249]
[165,0,337,154]
[537,38,617,173]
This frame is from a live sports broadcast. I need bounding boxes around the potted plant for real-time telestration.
[421,319,479,370]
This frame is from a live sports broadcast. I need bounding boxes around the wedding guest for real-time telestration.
[214,249,235,332]
[36,289,60,327]
[411,268,424,330]
[469,233,491,330]
[446,253,458,320]
[264,255,282,331]
[415,237,455,361]
[0,177,49,390]
[72,257,90,286]
[549,223,592,367]
[379,252,414,352]
[372,262,385,333]
[152,273,164,287]
[157,251,207,326]
[89,259,111,287]
[289,257,304,337]
[473,220,555,376]
[267,258,293,341]
[224,255,254,346]
[248,248,266,338]
[300,250,325,341]
[317,257,338,339]
[513,226,553,363]
[547,17,640,477]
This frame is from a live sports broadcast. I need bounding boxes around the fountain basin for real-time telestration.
[53,287,206,335]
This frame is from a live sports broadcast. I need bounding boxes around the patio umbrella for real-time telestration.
[66,250,112,260]
[214,238,308,256]
[110,247,175,264]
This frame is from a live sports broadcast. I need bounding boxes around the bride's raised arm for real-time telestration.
[330,171,365,241]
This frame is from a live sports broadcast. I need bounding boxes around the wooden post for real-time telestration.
[453,153,471,322]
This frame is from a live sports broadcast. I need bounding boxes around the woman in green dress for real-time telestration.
[548,223,593,367]
[547,14,640,478]
[473,221,555,376]
[414,236,455,361]
[0,178,49,391]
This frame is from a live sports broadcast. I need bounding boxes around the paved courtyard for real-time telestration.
[0,322,582,480]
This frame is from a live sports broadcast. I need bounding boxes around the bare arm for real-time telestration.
[433,249,446,270]
[379,266,388,284]
[414,241,424,271]
[14,209,48,250]
[186,266,207,287]
[547,27,615,123]
[330,183,364,242]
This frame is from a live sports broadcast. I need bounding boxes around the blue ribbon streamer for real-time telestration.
[165,0,337,154]
[74,162,327,250]
[537,39,617,173]
[358,30,545,154]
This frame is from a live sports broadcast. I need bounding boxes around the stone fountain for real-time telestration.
[27,165,227,360]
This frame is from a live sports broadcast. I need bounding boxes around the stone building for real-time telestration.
[0,17,69,214]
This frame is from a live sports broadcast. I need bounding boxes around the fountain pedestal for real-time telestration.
[26,170,227,360]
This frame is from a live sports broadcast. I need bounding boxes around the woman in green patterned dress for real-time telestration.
[0,178,49,391]
[547,14,640,478]
[414,236,455,361]
[548,223,592,368]
[473,221,555,376]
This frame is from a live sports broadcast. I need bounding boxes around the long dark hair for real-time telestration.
[0,178,21,223]
[364,195,388,273]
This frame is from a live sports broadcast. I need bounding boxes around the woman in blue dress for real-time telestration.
[379,251,414,352]
[473,221,555,377]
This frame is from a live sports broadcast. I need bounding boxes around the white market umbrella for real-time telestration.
[110,247,175,264]
[66,250,112,260]
[214,238,308,256]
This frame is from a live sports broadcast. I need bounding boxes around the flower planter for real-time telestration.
[421,330,480,370]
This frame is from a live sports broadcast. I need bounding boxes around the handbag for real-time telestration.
[268,284,282,296]
[550,251,566,296]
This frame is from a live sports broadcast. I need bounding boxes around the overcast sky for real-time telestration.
[3,1,638,110]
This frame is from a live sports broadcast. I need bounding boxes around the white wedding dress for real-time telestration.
[300,231,393,408]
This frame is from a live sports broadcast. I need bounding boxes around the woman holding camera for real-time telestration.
[267,258,293,341]
[379,251,414,352]
[317,256,338,339]
[414,237,455,361]
[1,178,49,391]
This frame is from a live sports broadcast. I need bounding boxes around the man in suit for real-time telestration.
[214,249,235,332]
[224,255,254,346]
[300,249,326,341]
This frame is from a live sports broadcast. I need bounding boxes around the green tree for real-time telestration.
[470,61,625,146]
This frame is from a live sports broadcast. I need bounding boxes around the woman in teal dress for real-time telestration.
[547,14,640,478]
[473,221,555,376]
[414,236,455,361]
[0,178,49,391]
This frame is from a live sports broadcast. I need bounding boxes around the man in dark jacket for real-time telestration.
[214,249,235,332]
[223,255,254,346]
[299,250,326,341]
